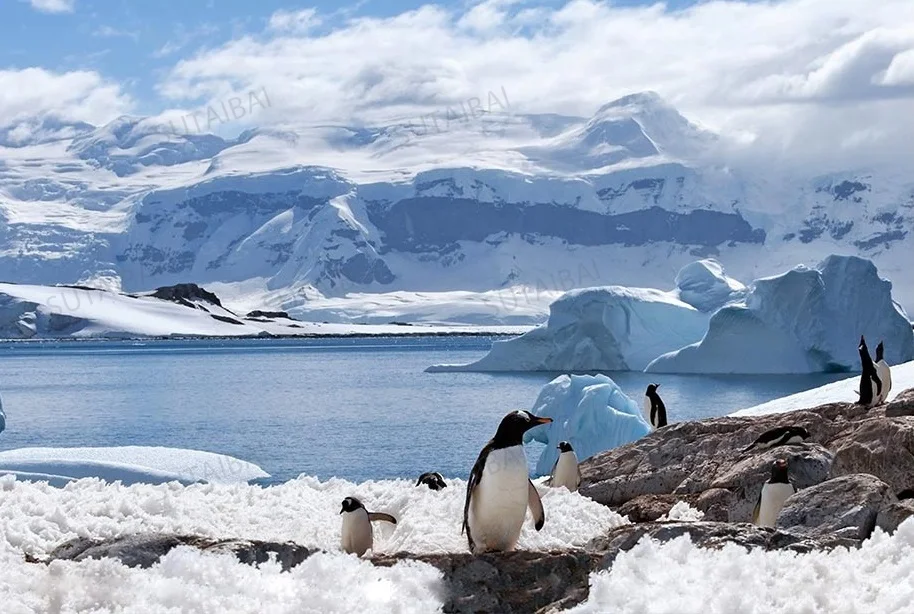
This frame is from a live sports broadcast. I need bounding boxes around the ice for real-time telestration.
[648,255,914,374]
[0,394,5,435]
[428,285,710,372]
[523,374,651,476]
[568,519,914,613]
[674,258,746,312]
[732,359,914,417]
[0,446,270,486]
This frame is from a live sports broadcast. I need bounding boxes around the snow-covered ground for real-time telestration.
[732,360,914,416]
[0,283,528,339]
[0,446,269,486]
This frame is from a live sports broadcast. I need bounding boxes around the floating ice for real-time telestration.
[648,255,914,374]
[523,374,651,476]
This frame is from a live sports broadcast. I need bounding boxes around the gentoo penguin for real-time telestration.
[875,341,892,405]
[643,384,668,430]
[546,441,581,492]
[416,471,448,491]
[751,459,796,528]
[855,336,882,408]
[462,409,552,554]
[339,496,397,556]
[742,426,810,453]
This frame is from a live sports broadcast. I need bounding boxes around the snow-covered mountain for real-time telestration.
[1,92,912,322]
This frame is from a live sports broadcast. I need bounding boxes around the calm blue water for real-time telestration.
[0,337,846,484]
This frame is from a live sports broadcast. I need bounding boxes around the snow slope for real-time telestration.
[648,255,914,374]
[0,282,527,338]
[732,360,914,416]
[523,374,651,476]
[0,446,269,485]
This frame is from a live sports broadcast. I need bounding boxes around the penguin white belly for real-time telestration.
[756,483,795,528]
[551,452,580,492]
[876,360,892,404]
[469,446,529,552]
[341,509,373,556]
[642,396,654,430]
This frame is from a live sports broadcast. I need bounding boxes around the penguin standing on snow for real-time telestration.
[875,341,892,405]
[742,426,810,453]
[462,410,552,554]
[339,496,397,556]
[643,384,668,430]
[856,336,882,408]
[752,459,796,528]
[546,441,581,492]
[416,471,448,491]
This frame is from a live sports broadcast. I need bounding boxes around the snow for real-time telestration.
[658,501,705,522]
[0,282,528,339]
[647,255,914,374]
[523,374,651,476]
[0,446,269,485]
[568,519,914,614]
[732,359,914,417]
[428,284,710,373]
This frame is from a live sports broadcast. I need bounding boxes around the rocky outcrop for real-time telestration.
[876,500,914,534]
[150,283,224,309]
[581,388,914,525]
[777,473,896,540]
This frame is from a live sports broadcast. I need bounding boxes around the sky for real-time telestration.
[1,0,914,171]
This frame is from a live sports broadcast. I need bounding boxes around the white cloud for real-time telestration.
[268,8,321,33]
[28,0,74,13]
[93,25,139,40]
[0,68,132,126]
[149,0,914,172]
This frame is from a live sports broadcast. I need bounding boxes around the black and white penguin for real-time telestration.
[856,336,882,408]
[462,409,552,554]
[751,459,796,528]
[339,496,397,556]
[416,471,448,491]
[643,383,668,430]
[742,426,810,453]
[875,341,892,405]
[546,441,580,492]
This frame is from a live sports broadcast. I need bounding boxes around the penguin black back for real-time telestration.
[645,384,668,428]
[857,336,882,406]
[416,471,448,490]
[876,341,885,362]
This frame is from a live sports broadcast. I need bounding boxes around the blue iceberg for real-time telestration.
[523,374,651,476]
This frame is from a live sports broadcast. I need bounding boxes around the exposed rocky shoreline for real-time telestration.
[30,389,914,613]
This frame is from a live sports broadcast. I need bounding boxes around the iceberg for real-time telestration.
[523,374,651,476]
[647,255,914,374]
[0,393,5,435]
[427,259,741,373]
[0,446,270,486]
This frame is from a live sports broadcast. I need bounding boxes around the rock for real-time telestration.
[47,534,318,571]
[151,283,223,308]
[828,416,914,494]
[617,494,695,522]
[246,310,292,320]
[777,474,895,540]
[694,488,735,522]
[876,500,914,534]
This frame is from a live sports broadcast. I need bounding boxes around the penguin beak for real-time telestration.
[534,416,553,425]
[339,506,344,515]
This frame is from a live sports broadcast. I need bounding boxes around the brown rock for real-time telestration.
[616,494,696,522]
[875,500,914,534]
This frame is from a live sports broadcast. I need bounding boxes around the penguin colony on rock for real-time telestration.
[340,336,898,554]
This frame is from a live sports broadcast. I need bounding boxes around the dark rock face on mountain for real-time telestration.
[151,283,224,308]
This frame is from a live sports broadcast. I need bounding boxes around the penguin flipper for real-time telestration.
[462,442,491,551]
[527,480,545,531]
[368,512,397,525]
[751,491,761,525]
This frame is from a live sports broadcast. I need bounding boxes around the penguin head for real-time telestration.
[876,341,884,362]
[340,496,365,514]
[494,410,553,445]
[770,459,790,482]
[558,441,574,453]
[859,335,867,352]
[646,383,660,396]
[416,472,447,490]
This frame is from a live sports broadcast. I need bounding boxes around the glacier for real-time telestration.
[523,374,651,476]
[647,255,914,374]
[427,259,738,372]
